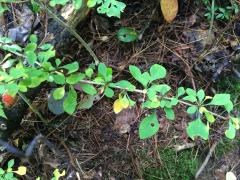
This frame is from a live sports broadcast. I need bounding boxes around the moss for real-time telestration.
[143,149,199,180]
[215,138,239,158]
[216,76,240,109]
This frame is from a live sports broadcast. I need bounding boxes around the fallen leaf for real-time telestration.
[114,108,137,134]
[160,0,178,23]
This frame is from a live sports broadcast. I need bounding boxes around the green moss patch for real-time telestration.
[144,149,199,180]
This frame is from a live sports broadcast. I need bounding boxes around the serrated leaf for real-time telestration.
[160,0,178,23]
[119,94,129,108]
[139,113,160,139]
[150,64,167,81]
[186,118,209,140]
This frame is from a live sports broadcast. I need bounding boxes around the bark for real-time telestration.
[0,1,90,139]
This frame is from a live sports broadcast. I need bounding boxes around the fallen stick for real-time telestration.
[195,142,218,179]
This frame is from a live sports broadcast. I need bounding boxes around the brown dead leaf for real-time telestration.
[160,0,178,23]
[114,108,137,134]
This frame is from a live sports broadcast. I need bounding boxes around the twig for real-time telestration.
[173,143,195,152]
[79,80,228,121]
[35,0,100,65]
[209,0,215,33]
[195,142,218,179]
[18,92,47,124]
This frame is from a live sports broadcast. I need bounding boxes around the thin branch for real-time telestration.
[35,0,100,65]
[18,92,47,124]
[195,142,218,179]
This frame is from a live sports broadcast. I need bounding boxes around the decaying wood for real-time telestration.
[0,1,90,139]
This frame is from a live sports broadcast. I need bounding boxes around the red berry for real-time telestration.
[2,93,16,107]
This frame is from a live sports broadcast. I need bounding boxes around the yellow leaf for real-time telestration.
[160,0,178,23]
[13,166,27,176]
[119,95,129,108]
[113,99,124,114]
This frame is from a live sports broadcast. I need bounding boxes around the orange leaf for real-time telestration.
[160,0,178,23]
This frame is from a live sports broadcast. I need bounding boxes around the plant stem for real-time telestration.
[35,0,100,65]
[79,80,229,120]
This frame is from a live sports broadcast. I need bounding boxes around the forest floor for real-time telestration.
[0,0,240,179]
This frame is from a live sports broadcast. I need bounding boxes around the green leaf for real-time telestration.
[98,63,112,82]
[97,0,126,18]
[117,27,137,42]
[204,111,215,123]
[26,51,37,65]
[30,34,38,43]
[197,89,205,103]
[104,87,114,98]
[80,83,97,95]
[5,83,18,96]
[66,73,85,84]
[186,88,197,97]
[139,113,160,139]
[63,87,77,114]
[225,121,236,139]
[152,84,171,95]
[110,80,136,92]
[183,95,197,103]
[186,118,209,140]
[85,68,94,78]
[209,94,231,106]
[187,106,197,114]
[49,0,69,6]
[147,87,157,102]
[142,100,160,109]
[61,62,79,74]
[8,159,14,168]
[149,64,167,81]
[164,108,175,120]
[9,68,25,79]
[52,73,66,85]
[224,101,233,113]
[129,65,150,87]
[53,87,65,100]
[87,0,98,7]
[78,95,95,110]
[73,0,82,9]
[170,97,178,106]
[0,103,7,119]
